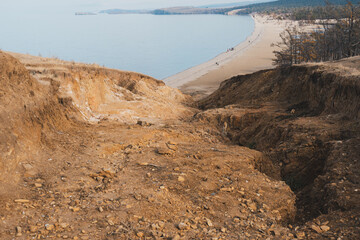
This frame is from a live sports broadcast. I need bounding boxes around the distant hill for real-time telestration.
[99,0,360,16]
[99,9,150,14]
[199,0,275,8]
[231,0,360,13]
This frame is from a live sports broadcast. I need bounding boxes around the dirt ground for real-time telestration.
[0,52,359,239]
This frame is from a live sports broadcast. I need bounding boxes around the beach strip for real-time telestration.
[163,14,289,96]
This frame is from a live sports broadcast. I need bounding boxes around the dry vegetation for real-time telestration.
[273,2,360,65]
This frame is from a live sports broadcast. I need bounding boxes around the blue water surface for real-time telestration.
[0,5,254,79]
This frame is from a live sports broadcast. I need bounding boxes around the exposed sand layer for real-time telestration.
[164,14,289,97]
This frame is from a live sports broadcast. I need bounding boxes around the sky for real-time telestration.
[0,0,263,11]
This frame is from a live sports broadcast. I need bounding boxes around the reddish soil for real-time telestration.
[0,52,359,239]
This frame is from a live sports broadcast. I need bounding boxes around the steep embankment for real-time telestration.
[1,52,299,239]
[8,52,193,124]
[0,52,79,191]
[196,57,360,238]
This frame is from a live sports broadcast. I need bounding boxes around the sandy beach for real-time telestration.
[163,14,290,97]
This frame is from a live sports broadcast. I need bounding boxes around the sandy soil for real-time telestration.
[164,14,291,97]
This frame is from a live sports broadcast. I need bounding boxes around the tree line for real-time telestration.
[273,1,360,65]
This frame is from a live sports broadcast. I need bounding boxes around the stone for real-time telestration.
[166,142,178,151]
[158,221,165,229]
[14,199,30,203]
[220,187,234,192]
[137,120,151,127]
[221,227,226,233]
[156,147,173,155]
[15,226,22,237]
[172,235,181,240]
[35,183,42,188]
[178,176,185,182]
[29,225,37,233]
[70,207,80,212]
[206,218,213,227]
[45,224,55,231]
[59,223,69,228]
[296,231,305,238]
[136,232,144,237]
[320,225,330,232]
[98,206,104,212]
[177,222,188,230]
[247,202,257,212]
[311,224,322,233]
[22,163,33,171]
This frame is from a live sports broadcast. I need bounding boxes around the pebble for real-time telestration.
[177,222,188,230]
[14,199,30,203]
[320,225,330,232]
[70,207,80,212]
[98,206,104,212]
[136,232,144,237]
[206,218,213,227]
[178,176,185,182]
[311,224,322,233]
[45,224,55,231]
[29,225,37,233]
[59,223,69,228]
[172,235,181,240]
[15,226,22,237]
[158,221,165,229]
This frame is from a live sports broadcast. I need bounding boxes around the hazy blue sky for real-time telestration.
[0,0,262,11]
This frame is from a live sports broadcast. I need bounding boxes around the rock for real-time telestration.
[178,176,185,182]
[22,163,33,171]
[172,235,181,240]
[34,183,42,188]
[177,222,188,230]
[136,232,144,237]
[137,120,151,127]
[320,225,330,232]
[296,231,305,238]
[15,226,22,237]
[98,206,104,212]
[166,142,178,151]
[206,218,213,227]
[29,225,37,233]
[221,227,226,233]
[59,223,69,228]
[220,187,234,192]
[45,224,55,231]
[311,224,322,233]
[14,199,30,203]
[247,202,257,212]
[146,173,151,178]
[70,207,80,212]
[158,221,165,229]
[156,147,173,155]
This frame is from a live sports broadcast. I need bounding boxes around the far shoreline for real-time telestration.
[163,14,289,97]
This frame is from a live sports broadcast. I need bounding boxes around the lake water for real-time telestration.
[0,6,254,79]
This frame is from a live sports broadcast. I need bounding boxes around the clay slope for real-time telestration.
[8,52,193,124]
[0,52,299,239]
[0,52,79,190]
[196,57,360,239]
